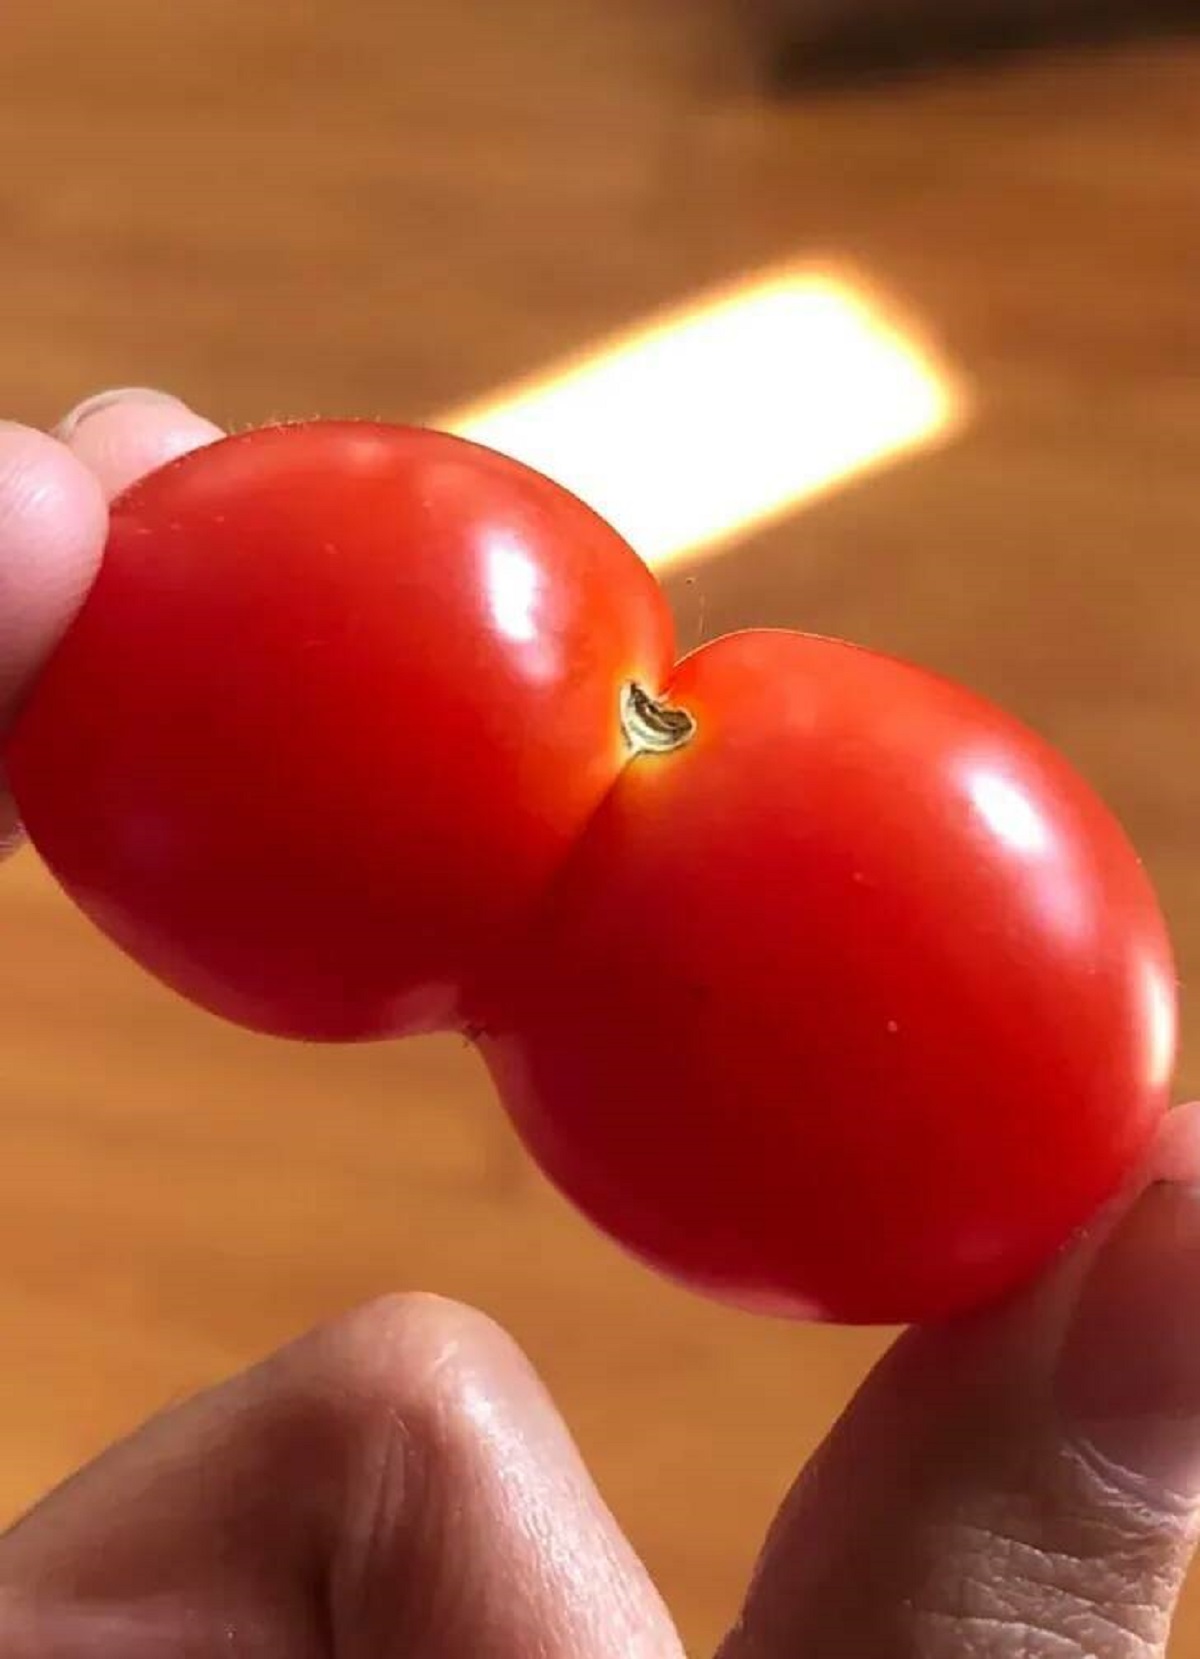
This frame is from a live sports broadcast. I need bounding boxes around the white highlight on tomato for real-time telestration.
[1140,945,1179,1096]
[484,534,541,645]
[962,757,1092,948]
[967,766,1051,858]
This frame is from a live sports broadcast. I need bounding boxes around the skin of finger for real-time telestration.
[0,398,224,860]
[0,426,107,734]
[719,1101,1200,1659]
[60,396,224,502]
[0,792,19,855]
[0,1294,682,1659]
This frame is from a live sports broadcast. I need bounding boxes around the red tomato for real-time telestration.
[479,631,1177,1325]
[5,423,674,1039]
[6,422,1177,1325]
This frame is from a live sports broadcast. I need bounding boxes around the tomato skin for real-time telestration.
[481,630,1176,1325]
[6,422,675,1040]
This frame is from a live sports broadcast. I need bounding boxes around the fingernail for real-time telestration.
[1058,1181,1200,1494]
[55,388,183,440]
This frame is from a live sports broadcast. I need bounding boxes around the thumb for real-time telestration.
[721,1105,1200,1658]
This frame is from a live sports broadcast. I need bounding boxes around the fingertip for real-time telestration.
[1148,1100,1200,1186]
[1058,1179,1200,1497]
[0,423,108,725]
[57,390,223,501]
[0,789,21,857]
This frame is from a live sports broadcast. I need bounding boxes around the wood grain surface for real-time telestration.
[1,3,1198,1651]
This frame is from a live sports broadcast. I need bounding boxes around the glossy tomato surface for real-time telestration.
[481,630,1177,1325]
[6,422,674,1039]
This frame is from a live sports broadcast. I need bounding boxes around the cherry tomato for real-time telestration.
[5,422,674,1039]
[479,631,1177,1325]
[6,422,1177,1326]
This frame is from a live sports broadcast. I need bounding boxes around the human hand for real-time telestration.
[3,391,1200,1657]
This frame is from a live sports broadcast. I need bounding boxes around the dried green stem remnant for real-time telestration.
[620,682,697,758]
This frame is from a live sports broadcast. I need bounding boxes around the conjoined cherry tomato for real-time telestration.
[5,421,1178,1325]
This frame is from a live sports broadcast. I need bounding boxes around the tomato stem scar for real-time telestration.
[619,682,696,757]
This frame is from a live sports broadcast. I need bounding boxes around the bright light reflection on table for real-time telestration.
[441,265,967,576]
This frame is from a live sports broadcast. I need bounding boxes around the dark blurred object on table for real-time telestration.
[750,0,1200,87]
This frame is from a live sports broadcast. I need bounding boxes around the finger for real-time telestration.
[0,393,223,854]
[0,1294,682,1659]
[56,387,223,501]
[0,808,20,856]
[0,425,107,735]
[721,1102,1200,1659]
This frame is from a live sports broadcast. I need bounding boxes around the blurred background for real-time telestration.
[2,0,1199,1650]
